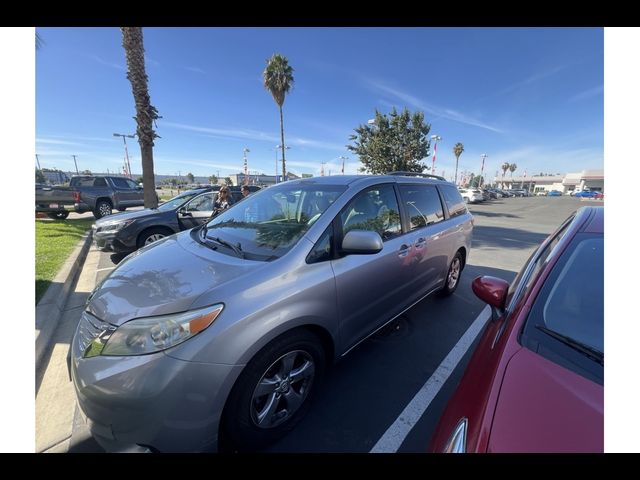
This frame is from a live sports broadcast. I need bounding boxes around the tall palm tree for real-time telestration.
[501,162,510,189]
[121,27,159,208]
[453,143,464,185]
[509,163,517,182]
[263,53,294,180]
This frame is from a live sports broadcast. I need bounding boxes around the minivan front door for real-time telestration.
[331,184,413,353]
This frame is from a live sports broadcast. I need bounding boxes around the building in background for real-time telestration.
[499,170,604,194]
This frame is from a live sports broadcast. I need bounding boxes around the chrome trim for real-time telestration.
[443,417,468,453]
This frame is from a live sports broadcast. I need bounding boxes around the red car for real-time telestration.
[430,206,603,453]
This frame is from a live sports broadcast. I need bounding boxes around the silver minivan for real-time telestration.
[71,174,473,452]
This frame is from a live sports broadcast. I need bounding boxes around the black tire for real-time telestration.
[136,227,173,249]
[93,200,112,219]
[221,330,325,451]
[117,207,127,212]
[439,251,463,297]
[46,211,69,220]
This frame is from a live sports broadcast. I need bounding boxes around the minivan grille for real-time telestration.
[77,311,112,354]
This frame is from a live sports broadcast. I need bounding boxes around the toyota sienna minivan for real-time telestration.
[71,173,473,452]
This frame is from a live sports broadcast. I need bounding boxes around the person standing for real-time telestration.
[241,185,250,198]
[213,187,233,214]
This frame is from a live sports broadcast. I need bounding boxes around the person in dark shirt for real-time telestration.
[241,185,250,198]
[213,187,233,214]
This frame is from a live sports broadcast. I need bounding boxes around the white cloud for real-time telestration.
[366,80,504,134]
[569,85,604,102]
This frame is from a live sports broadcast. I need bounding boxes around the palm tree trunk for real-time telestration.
[454,157,459,185]
[279,105,286,180]
[121,27,158,209]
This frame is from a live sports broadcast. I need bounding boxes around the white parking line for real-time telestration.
[369,304,492,453]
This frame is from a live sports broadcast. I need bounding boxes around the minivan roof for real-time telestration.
[284,174,451,187]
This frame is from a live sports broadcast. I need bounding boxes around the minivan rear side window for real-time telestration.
[439,185,467,218]
[399,184,444,230]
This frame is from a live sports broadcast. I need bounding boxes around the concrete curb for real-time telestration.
[36,229,93,371]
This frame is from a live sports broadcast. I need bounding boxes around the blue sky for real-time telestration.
[36,27,603,181]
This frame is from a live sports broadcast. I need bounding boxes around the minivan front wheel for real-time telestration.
[439,251,463,297]
[222,330,325,451]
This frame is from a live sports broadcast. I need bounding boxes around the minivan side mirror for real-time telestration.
[341,230,383,255]
[178,207,192,217]
[471,276,509,310]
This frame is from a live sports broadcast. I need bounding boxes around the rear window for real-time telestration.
[399,184,444,230]
[439,185,467,218]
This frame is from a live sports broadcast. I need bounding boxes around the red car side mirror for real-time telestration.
[472,276,510,310]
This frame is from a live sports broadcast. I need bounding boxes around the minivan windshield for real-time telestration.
[203,183,346,259]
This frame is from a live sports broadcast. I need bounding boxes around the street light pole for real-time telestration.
[113,133,135,178]
[430,135,442,175]
[35,154,41,171]
[339,156,348,174]
[243,148,250,186]
[480,154,488,188]
[71,155,79,175]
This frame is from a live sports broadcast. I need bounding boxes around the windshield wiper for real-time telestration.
[535,324,603,365]
[209,236,245,259]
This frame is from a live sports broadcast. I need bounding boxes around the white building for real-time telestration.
[498,169,604,194]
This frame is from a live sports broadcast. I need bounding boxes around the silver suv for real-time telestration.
[70,174,474,452]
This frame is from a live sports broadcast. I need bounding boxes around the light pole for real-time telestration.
[479,154,488,188]
[71,155,79,175]
[338,156,348,174]
[276,145,290,182]
[243,148,250,186]
[431,135,442,175]
[113,133,135,178]
[35,154,41,171]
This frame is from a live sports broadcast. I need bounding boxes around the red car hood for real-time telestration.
[488,348,603,452]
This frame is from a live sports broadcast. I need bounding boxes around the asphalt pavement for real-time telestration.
[39,195,602,452]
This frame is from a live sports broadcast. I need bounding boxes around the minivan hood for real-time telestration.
[87,231,259,325]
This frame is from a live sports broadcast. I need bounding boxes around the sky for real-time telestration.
[35,27,604,181]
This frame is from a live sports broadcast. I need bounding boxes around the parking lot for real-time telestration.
[68,195,602,452]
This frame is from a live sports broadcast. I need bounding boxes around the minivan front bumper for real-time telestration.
[70,327,243,452]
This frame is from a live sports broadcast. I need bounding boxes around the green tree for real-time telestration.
[501,162,510,188]
[136,176,144,184]
[263,53,294,180]
[453,142,464,185]
[209,175,218,185]
[170,178,177,187]
[225,177,233,186]
[347,108,431,174]
[36,169,46,184]
[121,27,160,208]
[186,172,195,184]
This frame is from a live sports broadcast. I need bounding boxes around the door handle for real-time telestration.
[398,243,410,258]
[415,237,427,248]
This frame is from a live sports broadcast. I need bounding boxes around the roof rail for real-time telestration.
[387,171,447,181]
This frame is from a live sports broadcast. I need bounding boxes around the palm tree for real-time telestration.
[501,162,510,189]
[263,53,294,180]
[509,163,518,185]
[453,143,464,185]
[121,27,160,209]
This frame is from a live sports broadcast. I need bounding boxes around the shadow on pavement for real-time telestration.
[472,225,548,250]
[470,210,520,219]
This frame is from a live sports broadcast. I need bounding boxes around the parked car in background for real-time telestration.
[458,188,483,203]
[574,190,600,198]
[547,190,562,197]
[536,191,548,196]
[430,206,603,453]
[71,174,473,452]
[93,188,216,253]
[36,175,155,219]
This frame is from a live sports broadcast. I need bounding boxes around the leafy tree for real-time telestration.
[136,176,144,184]
[263,53,294,180]
[453,142,464,185]
[509,163,517,179]
[225,177,233,186]
[36,169,46,184]
[81,169,92,175]
[170,178,177,186]
[186,172,195,184]
[501,162,510,188]
[347,108,431,175]
[121,27,160,208]
[209,175,218,185]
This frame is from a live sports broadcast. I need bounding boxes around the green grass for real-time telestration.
[35,218,94,304]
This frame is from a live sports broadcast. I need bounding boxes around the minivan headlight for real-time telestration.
[85,304,224,357]
[443,418,468,453]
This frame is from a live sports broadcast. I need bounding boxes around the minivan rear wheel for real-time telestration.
[439,251,463,297]
[221,330,325,451]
